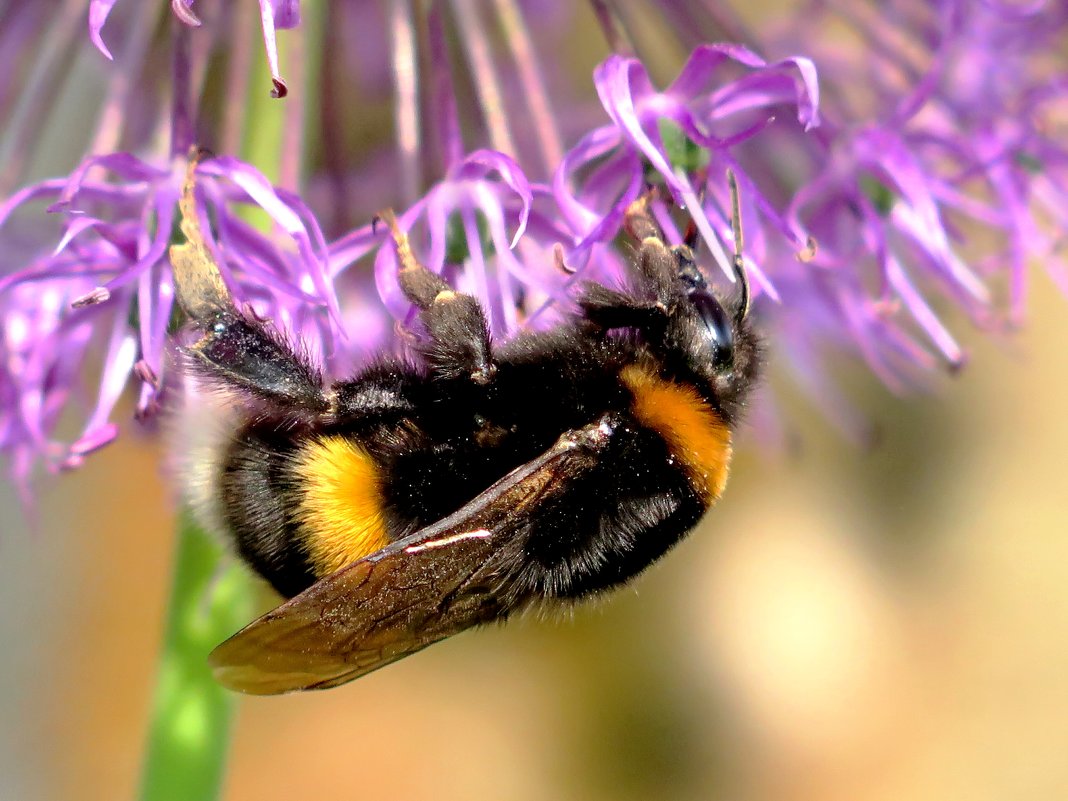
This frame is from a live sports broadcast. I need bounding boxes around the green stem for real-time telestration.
[137,513,254,801]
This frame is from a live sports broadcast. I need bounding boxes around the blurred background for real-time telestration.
[2,1,1068,800]
[2,265,1066,801]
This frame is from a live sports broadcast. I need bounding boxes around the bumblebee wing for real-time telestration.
[210,532,503,695]
[208,419,614,694]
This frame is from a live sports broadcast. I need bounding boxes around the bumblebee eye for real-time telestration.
[689,290,734,368]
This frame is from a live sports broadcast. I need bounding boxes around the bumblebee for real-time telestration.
[171,161,759,694]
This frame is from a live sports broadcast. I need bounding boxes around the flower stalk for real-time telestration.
[137,514,254,801]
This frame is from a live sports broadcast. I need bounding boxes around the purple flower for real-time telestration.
[2,0,1066,490]
[0,149,344,497]
[556,44,818,294]
[330,150,551,339]
[349,1,1064,448]
[741,0,1068,436]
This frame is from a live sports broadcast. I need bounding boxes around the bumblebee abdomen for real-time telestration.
[209,343,735,603]
[219,424,320,598]
[218,426,403,597]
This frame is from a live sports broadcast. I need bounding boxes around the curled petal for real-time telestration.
[0,179,68,228]
[551,125,624,233]
[87,0,120,60]
[670,44,820,130]
[171,0,202,26]
[53,152,168,210]
[595,56,681,191]
[372,227,410,322]
[201,157,304,231]
[452,150,533,248]
[201,157,339,322]
[328,223,387,279]
[714,63,819,131]
[594,46,821,200]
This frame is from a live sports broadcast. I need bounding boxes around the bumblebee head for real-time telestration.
[662,242,760,423]
[608,173,760,421]
[671,244,736,369]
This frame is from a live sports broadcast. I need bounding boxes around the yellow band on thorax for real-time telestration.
[620,364,732,505]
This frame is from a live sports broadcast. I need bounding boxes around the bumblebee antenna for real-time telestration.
[726,168,751,320]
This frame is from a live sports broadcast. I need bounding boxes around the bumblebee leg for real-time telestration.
[563,196,680,332]
[380,210,495,385]
[622,195,690,301]
[185,310,328,414]
[169,152,329,415]
[575,282,667,332]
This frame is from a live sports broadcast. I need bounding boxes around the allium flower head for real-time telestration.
[0,148,341,496]
[1,0,1066,490]
[0,4,333,496]
[572,0,1066,437]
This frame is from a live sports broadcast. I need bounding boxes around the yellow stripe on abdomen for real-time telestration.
[293,435,391,576]
[620,364,732,505]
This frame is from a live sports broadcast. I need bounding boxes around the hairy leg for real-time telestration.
[574,194,687,332]
[379,210,496,385]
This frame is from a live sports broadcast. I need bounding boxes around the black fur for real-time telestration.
[189,205,759,603]
[220,422,318,598]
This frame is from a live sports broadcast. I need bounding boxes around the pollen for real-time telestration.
[293,435,391,576]
[620,364,733,505]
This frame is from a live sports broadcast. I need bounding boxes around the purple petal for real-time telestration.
[201,159,338,323]
[328,223,385,278]
[203,158,304,236]
[424,192,449,275]
[54,216,108,256]
[885,255,964,366]
[0,179,68,228]
[713,59,819,130]
[459,202,496,332]
[271,0,301,29]
[595,56,683,193]
[53,152,167,210]
[87,0,120,60]
[135,259,173,387]
[68,423,119,460]
[373,232,409,321]
[77,311,136,452]
[99,184,176,294]
[452,150,533,248]
[667,43,770,98]
[171,0,202,26]
[551,125,624,233]
[257,0,289,97]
